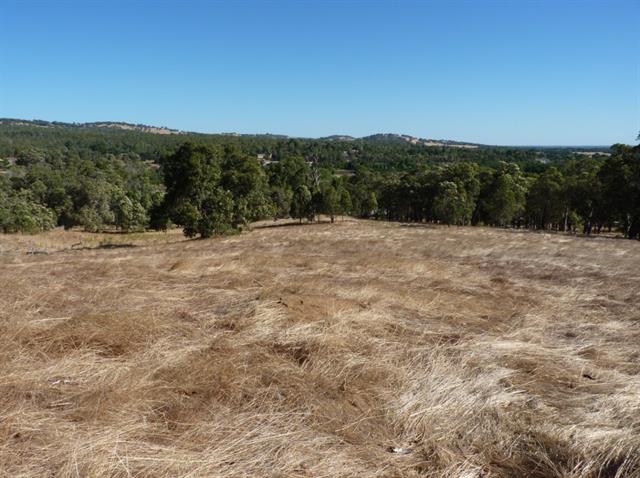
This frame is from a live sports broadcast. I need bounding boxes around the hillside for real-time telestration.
[0,118,183,135]
[361,133,481,149]
[1,119,480,145]
[1,118,611,152]
[1,220,638,476]
[0,117,612,178]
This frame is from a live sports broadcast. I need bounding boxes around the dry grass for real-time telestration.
[1,220,639,477]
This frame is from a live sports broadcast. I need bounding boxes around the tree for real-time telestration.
[599,145,640,239]
[339,187,352,220]
[268,156,312,221]
[221,147,274,227]
[0,180,56,233]
[112,188,148,232]
[441,162,480,225]
[160,142,234,238]
[291,185,312,223]
[475,163,527,227]
[74,178,117,232]
[346,167,380,218]
[363,191,378,218]
[320,182,340,223]
[434,181,466,225]
[270,186,293,220]
[525,167,566,230]
[562,159,601,234]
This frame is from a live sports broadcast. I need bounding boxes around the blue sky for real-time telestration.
[1,0,638,145]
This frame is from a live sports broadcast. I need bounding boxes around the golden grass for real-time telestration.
[0,220,639,477]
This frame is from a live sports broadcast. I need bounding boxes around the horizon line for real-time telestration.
[0,116,622,148]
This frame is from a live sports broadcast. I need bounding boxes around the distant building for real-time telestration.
[257,153,277,166]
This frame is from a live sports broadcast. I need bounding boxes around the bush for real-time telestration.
[0,188,56,233]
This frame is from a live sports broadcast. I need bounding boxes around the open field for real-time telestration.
[1,220,639,477]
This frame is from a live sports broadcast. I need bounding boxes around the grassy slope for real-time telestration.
[0,220,639,477]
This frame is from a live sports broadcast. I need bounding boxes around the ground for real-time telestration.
[0,220,639,477]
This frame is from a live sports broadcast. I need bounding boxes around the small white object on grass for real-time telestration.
[389,446,412,454]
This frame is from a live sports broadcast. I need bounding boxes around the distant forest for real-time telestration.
[0,121,638,239]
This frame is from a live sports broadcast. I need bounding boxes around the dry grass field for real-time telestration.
[1,220,639,477]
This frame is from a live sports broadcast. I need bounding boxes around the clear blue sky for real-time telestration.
[1,0,638,145]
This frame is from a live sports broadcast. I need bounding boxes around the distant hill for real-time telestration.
[0,118,183,135]
[319,135,356,141]
[361,133,480,149]
[0,119,482,147]
[0,118,611,153]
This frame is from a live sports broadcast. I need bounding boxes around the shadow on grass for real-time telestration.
[498,227,630,241]
[98,230,146,235]
[254,220,335,230]
[399,223,436,229]
[97,243,138,249]
[66,243,140,252]
[392,221,637,242]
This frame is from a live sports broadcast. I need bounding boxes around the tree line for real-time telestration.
[368,145,639,239]
[0,120,603,172]
[153,142,636,240]
[1,126,638,239]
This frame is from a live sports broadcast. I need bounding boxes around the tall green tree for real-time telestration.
[0,179,56,233]
[562,159,601,234]
[291,185,312,222]
[268,156,312,221]
[221,147,274,227]
[319,180,340,223]
[434,181,466,225]
[475,163,527,227]
[160,143,233,238]
[599,144,640,238]
[525,167,566,230]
